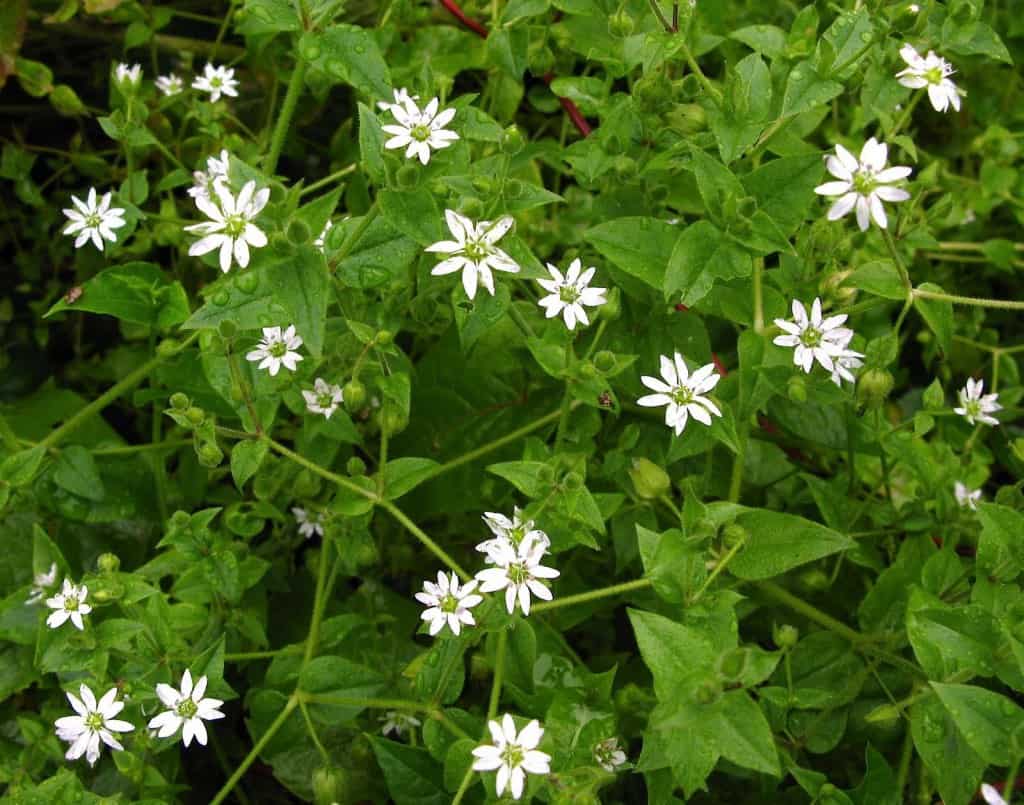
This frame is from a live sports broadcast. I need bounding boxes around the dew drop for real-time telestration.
[236,273,258,294]
[212,291,230,306]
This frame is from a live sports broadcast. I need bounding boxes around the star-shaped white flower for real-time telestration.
[45,579,92,630]
[188,150,231,203]
[381,95,460,165]
[425,209,520,300]
[149,670,225,747]
[471,714,551,801]
[303,378,344,419]
[314,219,333,252]
[192,63,239,102]
[246,325,303,376]
[954,481,982,511]
[475,534,559,616]
[54,684,134,766]
[773,298,854,375]
[477,508,550,564]
[62,187,127,251]
[982,784,1008,805]
[155,73,184,96]
[536,259,607,331]
[829,349,864,386]
[814,138,912,230]
[896,44,962,113]
[114,62,142,86]
[593,737,627,773]
[26,562,58,605]
[380,710,422,738]
[292,506,325,539]
[637,353,722,437]
[415,571,484,636]
[185,179,269,272]
[954,378,1001,426]
[377,87,419,113]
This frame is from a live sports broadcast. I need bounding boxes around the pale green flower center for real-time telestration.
[317,392,334,409]
[800,326,823,348]
[210,77,223,89]
[410,124,431,142]
[85,212,102,228]
[64,596,79,611]
[440,593,459,614]
[671,386,694,406]
[559,285,580,303]
[507,562,529,585]
[925,66,943,85]
[269,341,288,358]
[85,712,104,731]
[224,214,246,238]
[852,171,877,195]
[464,239,488,261]
[501,743,525,769]
[177,698,198,718]
[964,400,981,418]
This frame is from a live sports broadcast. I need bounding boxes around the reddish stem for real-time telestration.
[437,0,592,137]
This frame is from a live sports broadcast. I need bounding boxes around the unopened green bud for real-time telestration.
[156,338,179,357]
[773,623,799,649]
[536,465,556,485]
[459,196,484,219]
[185,407,206,426]
[312,766,347,805]
[579,362,598,379]
[604,134,623,156]
[799,568,830,592]
[614,156,637,179]
[629,458,670,500]
[471,176,495,195]
[865,703,901,724]
[563,471,584,491]
[721,523,749,548]
[500,125,524,155]
[857,368,894,409]
[608,7,635,37]
[343,379,367,411]
[97,553,120,574]
[50,84,87,116]
[379,406,408,437]
[347,456,367,477]
[286,219,311,246]
[600,287,622,320]
[375,329,394,346]
[217,320,237,340]
[594,350,616,374]
[528,44,555,76]
[170,392,189,410]
[171,510,190,528]
[787,374,808,403]
[396,163,420,188]
[198,442,223,467]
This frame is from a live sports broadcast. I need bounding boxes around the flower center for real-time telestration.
[852,171,877,196]
[507,562,530,586]
[500,743,525,769]
[224,214,246,238]
[269,341,288,358]
[177,698,198,718]
[64,596,79,612]
[440,593,460,614]
[800,326,823,348]
[317,393,334,409]
[965,400,981,418]
[85,213,102,229]
[85,712,104,731]
[925,66,944,84]
[671,386,694,406]
[410,124,431,142]
[558,285,580,303]
[211,77,222,89]
[463,239,488,261]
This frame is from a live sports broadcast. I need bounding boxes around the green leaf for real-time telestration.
[379,188,443,246]
[664,220,751,306]
[977,503,1024,582]
[708,53,771,163]
[911,696,984,805]
[781,60,844,116]
[741,154,823,235]
[266,245,329,358]
[369,737,448,805]
[486,28,530,78]
[846,260,906,301]
[931,682,1024,766]
[1,444,46,487]
[729,25,787,60]
[52,445,105,501]
[728,508,854,580]
[237,0,301,35]
[357,102,387,186]
[907,594,1000,680]
[300,24,391,98]
[628,608,717,696]
[584,217,679,290]
[454,283,511,352]
[942,18,1012,65]
[230,439,268,490]
[637,525,706,605]
[382,457,440,500]
[45,262,190,328]
[487,461,549,498]
[713,690,780,775]
[914,282,953,354]
[300,656,384,723]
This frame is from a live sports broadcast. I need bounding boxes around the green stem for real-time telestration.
[264,59,308,175]
[889,91,923,139]
[487,630,508,720]
[727,446,745,502]
[895,713,914,798]
[680,41,723,103]
[912,287,1024,311]
[209,695,298,805]
[303,538,332,665]
[881,227,913,291]
[263,436,377,500]
[377,428,389,497]
[298,699,330,762]
[582,319,608,361]
[329,202,380,270]
[300,694,471,739]
[378,500,471,580]
[646,0,673,32]
[225,647,301,662]
[554,342,575,451]
[752,257,765,332]
[532,577,652,613]
[39,333,199,450]
[691,540,744,603]
[299,163,357,197]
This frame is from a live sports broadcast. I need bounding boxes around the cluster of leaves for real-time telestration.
[1,0,1023,803]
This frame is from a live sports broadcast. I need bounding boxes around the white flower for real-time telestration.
[188,150,231,203]
[471,714,551,801]
[425,209,520,300]
[292,506,325,539]
[637,353,722,437]
[907,3,920,12]
[954,378,1001,426]
[62,187,127,251]
[896,44,962,113]
[26,563,58,605]
[475,534,559,616]
[54,684,134,766]
[415,571,484,636]
[593,737,627,773]
[536,259,607,331]
[382,96,460,165]
[148,670,225,748]
[982,784,1008,805]
[303,378,344,419]
[830,350,864,386]
[185,180,269,272]
[477,508,549,564]
[380,710,422,737]
[314,219,333,252]
[773,298,854,375]
[814,138,912,230]
[245,325,304,376]
[377,87,419,112]
[192,63,239,102]
[954,481,982,511]
[114,62,142,86]
[155,73,184,96]
[45,579,92,630]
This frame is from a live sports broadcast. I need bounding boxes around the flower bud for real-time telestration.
[857,368,894,410]
[527,44,555,76]
[378,405,408,437]
[286,219,311,246]
[471,176,495,195]
[459,196,484,219]
[312,766,348,805]
[594,350,616,374]
[197,442,224,468]
[600,287,622,320]
[185,407,206,426]
[787,374,807,403]
[375,329,394,346]
[603,134,623,155]
[500,125,524,155]
[396,163,420,188]
[563,471,584,491]
[156,338,180,357]
[343,380,366,411]
[798,568,830,592]
[818,268,857,306]
[721,523,749,549]
[773,623,799,649]
[865,703,901,724]
[171,510,190,528]
[613,156,637,179]
[170,392,189,410]
[217,320,238,340]
[629,458,670,500]
[536,465,556,485]
[608,7,635,37]
[579,362,598,379]
[51,84,88,117]
[97,553,120,574]
[347,456,367,477]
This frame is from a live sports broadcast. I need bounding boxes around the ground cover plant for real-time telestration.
[1,0,1023,802]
